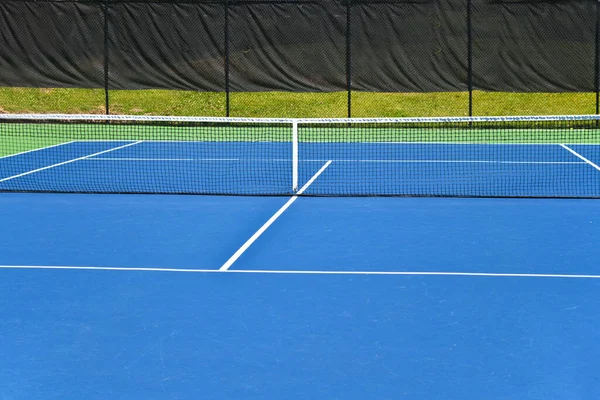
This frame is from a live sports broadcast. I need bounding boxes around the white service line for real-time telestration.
[0,141,76,160]
[0,141,143,183]
[560,144,600,172]
[339,160,584,164]
[87,157,585,165]
[219,160,332,271]
[1,264,600,279]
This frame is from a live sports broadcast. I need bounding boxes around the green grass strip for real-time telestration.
[1,122,599,159]
[0,88,597,117]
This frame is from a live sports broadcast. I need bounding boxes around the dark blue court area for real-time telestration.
[1,192,599,399]
[1,140,600,196]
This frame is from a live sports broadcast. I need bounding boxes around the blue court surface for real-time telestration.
[1,191,600,399]
[2,134,600,399]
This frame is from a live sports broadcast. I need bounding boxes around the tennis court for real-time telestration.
[1,114,600,399]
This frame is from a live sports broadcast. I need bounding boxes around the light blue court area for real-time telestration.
[1,141,600,196]
[1,192,600,399]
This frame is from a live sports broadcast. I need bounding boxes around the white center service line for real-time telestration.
[1,265,600,279]
[0,141,143,183]
[559,144,600,172]
[219,160,332,271]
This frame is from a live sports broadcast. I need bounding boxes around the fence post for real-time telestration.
[594,0,600,114]
[346,0,352,118]
[103,0,110,115]
[224,0,231,117]
[467,0,473,117]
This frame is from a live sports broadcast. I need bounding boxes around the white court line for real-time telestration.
[0,141,143,183]
[219,160,332,271]
[88,157,241,161]
[0,141,76,160]
[86,157,585,165]
[1,264,600,279]
[76,139,600,146]
[328,160,585,164]
[374,142,599,146]
[560,144,600,172]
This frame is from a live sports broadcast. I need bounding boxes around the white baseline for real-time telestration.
[0,265,600,279]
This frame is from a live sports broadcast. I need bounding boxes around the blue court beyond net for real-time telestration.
[1,114,600,197]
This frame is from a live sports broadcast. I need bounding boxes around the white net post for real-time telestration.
[292,120,299,192]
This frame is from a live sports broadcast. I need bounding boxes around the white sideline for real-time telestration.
[0,141,143,183]
[560,144,600,172]
[219,160,332,271]
[0,141,76,160]
[1,264,600,279]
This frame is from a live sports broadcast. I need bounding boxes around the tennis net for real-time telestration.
[1,114,599,197]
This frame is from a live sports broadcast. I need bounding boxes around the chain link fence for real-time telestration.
[0,0,597,117]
